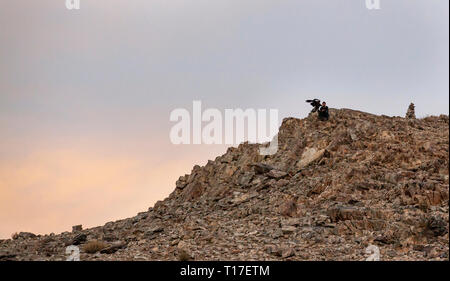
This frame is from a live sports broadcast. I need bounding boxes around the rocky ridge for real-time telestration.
[1,108,448,261]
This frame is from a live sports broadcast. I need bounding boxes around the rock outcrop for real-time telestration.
[1,108,448,261]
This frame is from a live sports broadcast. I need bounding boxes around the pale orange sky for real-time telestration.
[0,136,228,238]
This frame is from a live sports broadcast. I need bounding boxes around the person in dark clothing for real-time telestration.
[318,101,329,121]
[306,99,321,113]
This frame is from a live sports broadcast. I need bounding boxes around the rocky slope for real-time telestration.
[1,108,449,261]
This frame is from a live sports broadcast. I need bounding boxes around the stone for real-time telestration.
[271,229,283,239]
[72,225,82,232]
[327,206,364,222]
[279,197,297,217]
[100,241,127,254]
[176,176,188,189]
[238,172,254,186]
[296,148,326,169]
[281,218,301,227]
[70,233,87,245]
[252,163,274,174]
[281,226,297,234]
[0,252,17,261]
[145,226,164,239]
[177,240,188,250]
[13,232,36,240]
[380,131,394,141]
[281,248,295,258]
[422,142,432,152]
[267,170,288,179]
[264,245,279,255]
[275,179,289,188]
[182,182,205,200]
[231,192,257,204]
[425,216,447,237]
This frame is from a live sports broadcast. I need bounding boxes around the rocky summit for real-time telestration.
[1,108,448,261]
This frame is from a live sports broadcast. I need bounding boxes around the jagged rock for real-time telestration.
[182,182,205,200]
[102,234,119,242]
[100,241,127,254]
[275,179,289,188]
[176,176,188,189]
[252,163,274,174]
[12,232,36,240]
[374,234,397,245]
[0,252,17,261]
[281,247,295,258]
[279,197,298,217]
[264,245,279,255]
[327,206,364,222]
[238,172,255,186]
[296,148,327,169]
[281,218,301,227]
[69,233,87,245]
[144,226,164,239]
[176,240,187,249]
[281,226,297,234]
[134,212,148,222]
[177,241,193,260]
[271,229,284,239]
[424,216,448,237]
[178,248,193,261]
[231,192,257,204]
[267,170,288,179]
[307,184,327,196]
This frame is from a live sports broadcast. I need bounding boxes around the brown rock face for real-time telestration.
[1,108,448,261]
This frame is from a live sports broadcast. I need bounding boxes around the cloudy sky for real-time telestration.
[0,0,448,238]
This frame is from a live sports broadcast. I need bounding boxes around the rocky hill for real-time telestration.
[1,108,449,261]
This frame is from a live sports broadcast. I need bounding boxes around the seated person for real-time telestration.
[318,101,329,121]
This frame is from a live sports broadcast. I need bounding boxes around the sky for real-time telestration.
[0,0,448,238]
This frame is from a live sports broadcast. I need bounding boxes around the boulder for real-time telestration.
[296,148,326,169]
